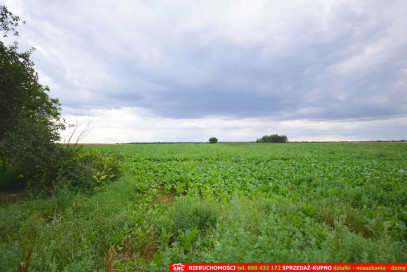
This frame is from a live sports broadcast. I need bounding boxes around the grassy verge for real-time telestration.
[0,176,135,271]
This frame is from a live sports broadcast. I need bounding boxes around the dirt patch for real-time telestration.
[155,187,176,204]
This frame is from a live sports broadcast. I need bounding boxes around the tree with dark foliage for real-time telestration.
[0,6,65,189]
[256,134,288,143]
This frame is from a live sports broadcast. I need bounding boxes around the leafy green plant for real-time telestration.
[49,146,121,192]
[172,196,219,235]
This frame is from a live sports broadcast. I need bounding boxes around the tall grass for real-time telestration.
[0,176,135,271]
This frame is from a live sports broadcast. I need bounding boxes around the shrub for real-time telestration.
[1,145,121,192]
[49,146,121,192]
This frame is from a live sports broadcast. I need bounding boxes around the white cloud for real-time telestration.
[60,107,407,143]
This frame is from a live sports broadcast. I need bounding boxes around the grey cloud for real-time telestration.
[6,0,407,123]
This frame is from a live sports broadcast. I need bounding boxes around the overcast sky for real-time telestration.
[3,0,407,142]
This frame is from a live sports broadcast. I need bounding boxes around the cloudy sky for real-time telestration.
[3,0,407,142]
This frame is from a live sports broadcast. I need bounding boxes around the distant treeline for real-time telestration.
[256,134,288,143]
[119,139,406,145]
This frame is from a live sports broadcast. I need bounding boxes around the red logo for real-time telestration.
[172,263,185,271]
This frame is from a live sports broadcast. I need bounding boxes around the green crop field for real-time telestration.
[1,143,406,271]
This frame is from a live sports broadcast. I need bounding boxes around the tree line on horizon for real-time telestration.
[207,134,288,143]
[256,134,288,143]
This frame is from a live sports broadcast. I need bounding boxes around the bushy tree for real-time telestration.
[0,6,65,189]
[0,6,121,192]
[256,134,288,143]
[209,137,218,144]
